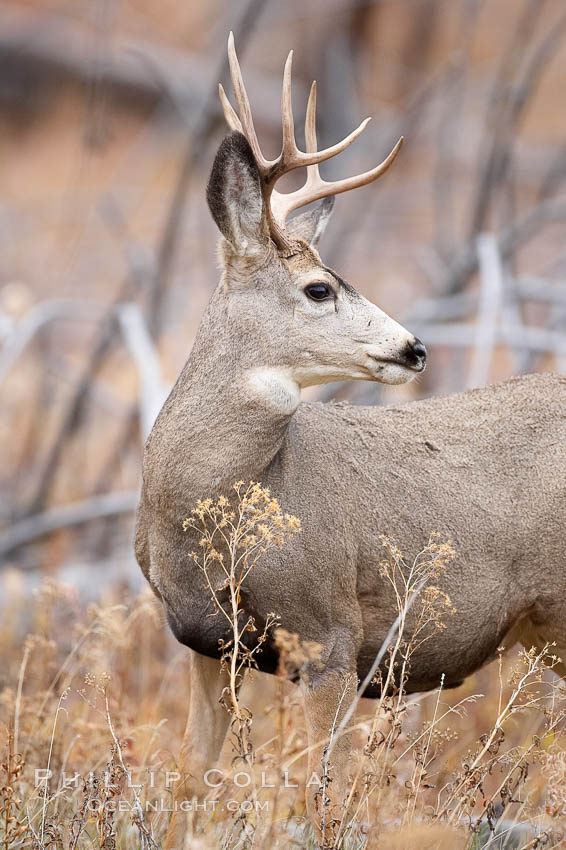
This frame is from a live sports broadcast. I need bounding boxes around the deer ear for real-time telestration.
[285,196,335,248]
[206,131,268,254]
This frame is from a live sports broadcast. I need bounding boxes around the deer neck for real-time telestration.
[168,289,298,497]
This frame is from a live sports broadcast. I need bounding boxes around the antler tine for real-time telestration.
[280,50,297,161]
[274,136,404,225]
[271,80,318,226]
[304,80,320,186]
[299,116,372,169]
[279,52,376,170]
[218,83,243,133]
[270,79,320,229]
[219,35,404,250]
[277,60,373,175]
[227,32,268,169]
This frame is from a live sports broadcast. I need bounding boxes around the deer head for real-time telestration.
[206,34,426,404]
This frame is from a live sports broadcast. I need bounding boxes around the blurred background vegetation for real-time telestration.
[1,0,566,586]
[1,5,566,847]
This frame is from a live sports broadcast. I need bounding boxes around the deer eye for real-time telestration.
[304,283,333,302]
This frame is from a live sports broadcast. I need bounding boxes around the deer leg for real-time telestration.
[301,662,358,847]
[517,618,566,680]
[164,650,235,850]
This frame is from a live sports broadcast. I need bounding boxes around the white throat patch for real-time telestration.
[247,367,300,414]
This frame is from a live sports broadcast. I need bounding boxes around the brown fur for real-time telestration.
[135,133,566,845]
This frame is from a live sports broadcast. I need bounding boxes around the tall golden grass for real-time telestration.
[1,487,565,848]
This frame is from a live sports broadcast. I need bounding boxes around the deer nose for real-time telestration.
[406,338,427,371]
[412,339,427,360]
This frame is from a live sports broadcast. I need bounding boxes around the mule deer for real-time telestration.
[135,33,566,846]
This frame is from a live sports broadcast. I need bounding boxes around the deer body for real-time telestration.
[138,345,566,697]
[135,35,566,847]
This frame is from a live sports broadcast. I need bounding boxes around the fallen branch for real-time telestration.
[442,197,566,294]
[408,276,566,325]
[117,304,168,440]
[466,234,504,388]
[0,299,106,389]
[0,491,138,560]
[24,0,267,517]
[411,321,566,360]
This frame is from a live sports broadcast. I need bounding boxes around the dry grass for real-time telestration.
[1,490,566,849]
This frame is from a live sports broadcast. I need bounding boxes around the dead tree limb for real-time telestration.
[466,234,504,388]
[468,0,542,238]
[147,0,268,335]
[0,492,138,561]
[21,0,267,528]
[409,277,566,325]
[25,282,141,516]
[0,299,106,389]
[117,304,168,440]
[411,322,566,360]
[442,198,566,295]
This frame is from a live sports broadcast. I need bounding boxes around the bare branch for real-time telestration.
[466,234,504,388]
[0,492,138,560]
[0,299,106,390]
[149,0,269,334]
[442,198,566,294]
[117,304,168,440]
[411,322,566,360]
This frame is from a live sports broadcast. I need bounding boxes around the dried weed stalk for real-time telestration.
[183,481,300,839]
[1,517,566,849]
[1,728,27,849]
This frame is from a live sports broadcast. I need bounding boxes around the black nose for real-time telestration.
[406,337,427,370]
[412,339,427,361]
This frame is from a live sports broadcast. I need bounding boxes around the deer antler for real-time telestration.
[219,32,403,254]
